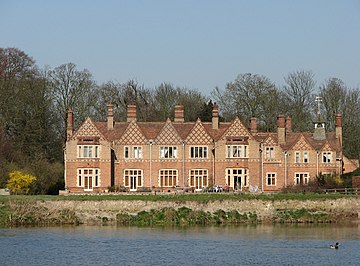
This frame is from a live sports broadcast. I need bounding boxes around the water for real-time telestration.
[1,224,360,266]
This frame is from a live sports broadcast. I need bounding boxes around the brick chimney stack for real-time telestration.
[127,104,137,122]
[250,117,257,133]
[212,102,219,129]
[174,104,184,122]
[286,116,292,133]
[107,103,114,130]
[277,114,285,144]
[335,113,342,146]
[66,108,74,141]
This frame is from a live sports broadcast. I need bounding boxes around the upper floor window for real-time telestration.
[226,145,248,158]
[160,146,177,159]
[303,151,309,163]
[322,152,332,163]
[265,147,275,160]
[78,145,99,158]
[124,146,143,159]
[133,146,142,159]
[295,151,301,163]
[295,151,309,163]
[190,146,208,159]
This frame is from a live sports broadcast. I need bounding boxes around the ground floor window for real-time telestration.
[77,168,100,191]
[295,172,309,185]
[189,169,208,190]
[159,169,178,187]
[266,173,276,186]
[124,169,143,191]
[226,168,248,190]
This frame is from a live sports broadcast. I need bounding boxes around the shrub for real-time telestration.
[7,171,36,195]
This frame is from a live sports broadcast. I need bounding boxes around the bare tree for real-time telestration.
[47,63,96,140]
[212,73,282,130]
[320,78,347,130]
[283,70,316,131]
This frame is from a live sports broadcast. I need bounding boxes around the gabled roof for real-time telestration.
[72,118,106,140]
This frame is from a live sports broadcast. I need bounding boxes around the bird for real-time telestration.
[330,242,339,249]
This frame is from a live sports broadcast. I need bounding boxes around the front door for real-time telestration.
[233,169,242,190]
[130,175,137,191]
[84,169,93,191]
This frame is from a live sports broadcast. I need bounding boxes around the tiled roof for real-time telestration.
[76,118,341,152]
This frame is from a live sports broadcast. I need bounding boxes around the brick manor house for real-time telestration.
[64,103,358,193]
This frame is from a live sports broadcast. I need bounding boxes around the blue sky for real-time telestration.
[1,0,359,95]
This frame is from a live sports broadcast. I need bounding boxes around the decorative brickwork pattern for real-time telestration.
[220,117,253,140]
[155,119,183,145]
[117,120,147,145]
[292,135,312,151]
[264,136,277,146]
[72,118,104,140]
[321,142,332,151]
[186,120,213,145]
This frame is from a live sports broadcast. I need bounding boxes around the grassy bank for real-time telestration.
[0,192,357,203]
[0,193,358,227]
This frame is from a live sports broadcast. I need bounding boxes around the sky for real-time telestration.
[1,0,360,96]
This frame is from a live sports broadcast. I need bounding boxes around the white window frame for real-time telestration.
[303,151,309,163]
[265,146,275,160]
[295,172,309,185]
[295,151,300,163]
[124,146,129,159]
[226,145,248,158]
[77,145,100,158]
[189,169,208,190]
[77,168,100,190]
[190,146,208,159]
[159,169,178,187]
[266,173,276,186]
[160,146,177,159]
[322,152,332,163]
[133,146,142,159]
[225,168,248,190]
[124,169,143,191]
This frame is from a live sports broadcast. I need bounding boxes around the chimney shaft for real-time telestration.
[127,104,137,122]
[250,117,257,133]
[212,102,219,129]
[277,114,285,144]
[66,108,74,141]
[286,116,292,133]
[107,103,114,130]
[335,113,342,146]
[174,104,184,122]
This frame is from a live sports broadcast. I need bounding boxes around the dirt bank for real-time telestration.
[3,197,360,226]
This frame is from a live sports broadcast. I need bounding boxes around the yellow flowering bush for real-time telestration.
[7,171,37,195]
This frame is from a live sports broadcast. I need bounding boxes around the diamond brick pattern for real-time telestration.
[221,117,253,140]
[264,136,277,146]
[118,120,147,145]
[72,118,104,140]
[292,135,312,151]
[321,143,332,151]
[155,119,182,145]
[186,120,213,145]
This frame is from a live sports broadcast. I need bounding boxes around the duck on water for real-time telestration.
[330,242,339,249]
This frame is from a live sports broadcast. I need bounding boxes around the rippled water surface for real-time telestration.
[1,224,360,265]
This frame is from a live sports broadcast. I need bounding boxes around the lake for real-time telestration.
[0,224,359,265]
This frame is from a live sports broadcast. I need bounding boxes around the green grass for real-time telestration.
[0,192,358,203]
